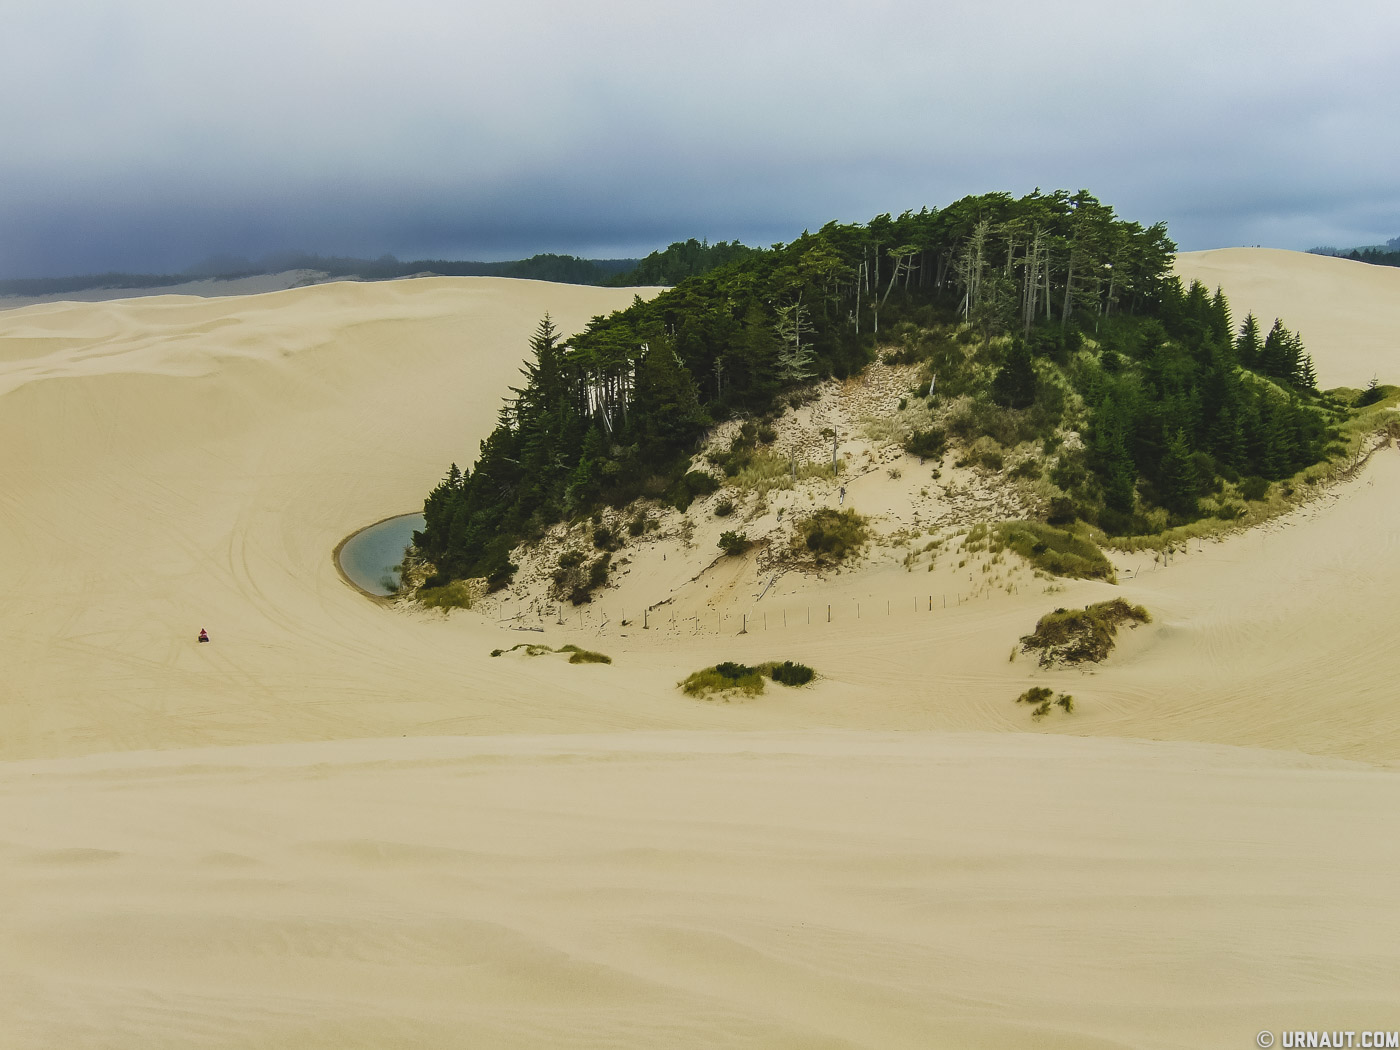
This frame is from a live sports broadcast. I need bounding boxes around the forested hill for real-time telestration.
[417,189,1362,593]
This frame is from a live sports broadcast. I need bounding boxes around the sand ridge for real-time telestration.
[3,256,1400,1047]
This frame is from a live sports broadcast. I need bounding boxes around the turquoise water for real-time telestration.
[338,513,423,596]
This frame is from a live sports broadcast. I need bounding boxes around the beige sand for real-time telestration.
[3,261,1399,1047]
[1176,247,1400,388]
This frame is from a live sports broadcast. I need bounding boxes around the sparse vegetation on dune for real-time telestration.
[1015,686,1075,719]
[490,643,612,664]
[680,660,817,699]
[1020,599,1150,667]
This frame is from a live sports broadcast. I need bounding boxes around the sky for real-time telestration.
[3,0,1399,278]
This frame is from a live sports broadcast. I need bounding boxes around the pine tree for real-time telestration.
[774,300,815,381]
[992,340,1037,409]
[1236,314,1263,370]
[1158,429,1199,517]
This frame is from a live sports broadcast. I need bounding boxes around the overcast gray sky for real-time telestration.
[3,0,1398,278]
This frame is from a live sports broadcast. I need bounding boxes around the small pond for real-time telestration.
[337,513,424,596]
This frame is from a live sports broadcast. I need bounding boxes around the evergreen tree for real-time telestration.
[1236,314,1263,369]
[991,340,1037,409]
[1158,429,1199,517]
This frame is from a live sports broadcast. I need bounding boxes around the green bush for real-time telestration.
[714,498,735,517]
[627,514,646,536]
[769,660,815,686]
[1239,476,1270,501]
[904,426,947,459]
[718,530,750,556]
[795,508,869,564]
[668,470,721,510]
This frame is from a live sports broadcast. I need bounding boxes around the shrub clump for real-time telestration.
[680,660,817,698]
[768,660,815,686]
[794,508,868,565]
[1019,599,1151,667]
[994,521,1115,581]
[668,470,721,511]
[714,498,735,517]
[904,426,947,459]
[1015,685,1075,719]
[718,530,751,556]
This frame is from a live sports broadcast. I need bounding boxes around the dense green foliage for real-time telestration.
[608,238,757,286]
[416,190,1349,590]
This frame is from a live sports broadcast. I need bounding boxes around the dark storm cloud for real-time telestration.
[3,0,1399,278]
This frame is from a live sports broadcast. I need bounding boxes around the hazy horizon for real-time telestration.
[4,0,1398,280]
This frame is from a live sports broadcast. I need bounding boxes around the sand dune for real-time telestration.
[1175,247,1400,388]
[3,262,1399,1047]
[5,732,1396,1050]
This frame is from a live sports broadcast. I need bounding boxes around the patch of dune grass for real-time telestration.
[418,580,477,610]
[994,521,1115,581]
[489,642,611,664]
[729,451,834,496]
[560,645,612,664]
[680,660,817,699]
[1020,598,1149,667]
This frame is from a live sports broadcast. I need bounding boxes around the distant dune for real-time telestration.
[1176,247,1400,388]
[0,269,335,310]
[3,260,1399,1048]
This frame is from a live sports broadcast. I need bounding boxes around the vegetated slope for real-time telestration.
[417,191,1383,595]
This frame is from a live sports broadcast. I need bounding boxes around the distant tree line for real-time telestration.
[417,189,1353,591]
[0,253,642,298]
[1309,237,1400,269]
[607,238,757,286]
